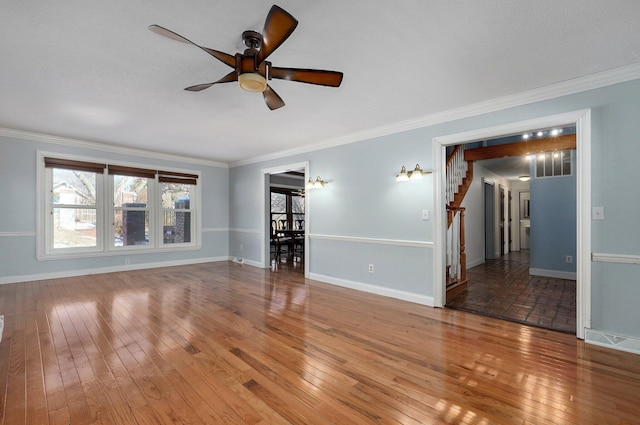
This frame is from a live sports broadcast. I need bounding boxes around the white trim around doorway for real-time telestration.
[432,109,592,339]
[261,161,310,278]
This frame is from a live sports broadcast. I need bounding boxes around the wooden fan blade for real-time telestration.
[270,67,343,87]
[257,6,298,64]
[149,24,236,68]
[263,85,285,110]
[184,71,238,91]
[149,24,192,44]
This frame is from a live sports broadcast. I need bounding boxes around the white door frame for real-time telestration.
[261,161,310,278]
[432,110,591,339]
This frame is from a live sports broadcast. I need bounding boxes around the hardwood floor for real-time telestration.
[1,262,639,424]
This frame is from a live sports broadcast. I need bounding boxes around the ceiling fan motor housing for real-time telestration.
[236,51,270,92]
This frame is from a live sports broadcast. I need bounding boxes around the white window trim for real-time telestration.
[37,150,202,260]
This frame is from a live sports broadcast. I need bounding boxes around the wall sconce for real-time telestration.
[306,176,326,189]
[396,164,432,182]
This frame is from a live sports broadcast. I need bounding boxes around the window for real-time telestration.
[40,154,199,258]
[535,149,573,178]
[45,157,105,254]
[270,188,305,232]
[160,181,194,244]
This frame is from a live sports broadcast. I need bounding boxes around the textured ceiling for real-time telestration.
[2,1,640,164]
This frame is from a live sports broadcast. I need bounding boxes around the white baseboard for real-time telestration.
[308,273,434,307]
[585,329,640,355]
[230,257,264,268]
[529,268,576,280]
[466,258,485,269]
[0,256,229,285]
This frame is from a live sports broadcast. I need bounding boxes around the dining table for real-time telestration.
[277,229,305,258]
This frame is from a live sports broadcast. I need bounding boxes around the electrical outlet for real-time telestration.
[566,255,573,263]
[368,264,374,273]
[422,210,429,220]
[124,258,130,265]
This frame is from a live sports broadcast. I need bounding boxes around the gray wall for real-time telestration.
[530,153,577,275]
[460,162,509,269]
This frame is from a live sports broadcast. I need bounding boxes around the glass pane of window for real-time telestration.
[544,152,553,176]
[562,150,572,175]
[53,169,96,205]
[293,214,305,229]
[114,210,149,246]
[292,195,304,214]
[163,211,192,243]
[271,192,286,213]
[553,152,562,176]
[53,207,97,248]
[161,183,192,209]
[536,154,545,177]
[114,175,148,207]
[271,213,287,231]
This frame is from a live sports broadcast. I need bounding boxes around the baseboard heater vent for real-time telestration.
[585,329,640,355]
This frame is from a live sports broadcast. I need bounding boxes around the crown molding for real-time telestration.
[0,127,228,169]
[230,62,640,168]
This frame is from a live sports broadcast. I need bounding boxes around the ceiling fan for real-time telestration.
[149,5,344,110]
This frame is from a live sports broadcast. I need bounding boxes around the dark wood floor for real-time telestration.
[447,251,577,333]
[1,262,639,424]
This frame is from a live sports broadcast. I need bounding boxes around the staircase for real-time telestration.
[445,145,473,302]
[446,146,473,222]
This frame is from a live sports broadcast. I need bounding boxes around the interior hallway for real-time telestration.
[446,251,577,334]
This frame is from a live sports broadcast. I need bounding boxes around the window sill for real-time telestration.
[37,243,201,261]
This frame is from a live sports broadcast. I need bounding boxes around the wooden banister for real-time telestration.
[446,205,467,299]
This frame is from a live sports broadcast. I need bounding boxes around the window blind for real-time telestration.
[44,157,106,173]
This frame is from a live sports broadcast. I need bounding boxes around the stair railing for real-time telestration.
[446,205,467,287]
[446,145,467,205]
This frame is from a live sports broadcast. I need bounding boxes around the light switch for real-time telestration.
[422,210,429,220]
[593,206,604,220]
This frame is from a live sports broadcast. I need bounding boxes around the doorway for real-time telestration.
[484,180,495,260]
[261,162,310,278]
[519,191,530,250]
[433,110,592,339]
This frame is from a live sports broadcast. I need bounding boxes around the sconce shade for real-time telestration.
[396,166,409,182]
[396,163,432,182]
[409,164,423,180]
[307,176,326,189]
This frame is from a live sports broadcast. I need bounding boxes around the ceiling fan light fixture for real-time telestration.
[238,73,267,92]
